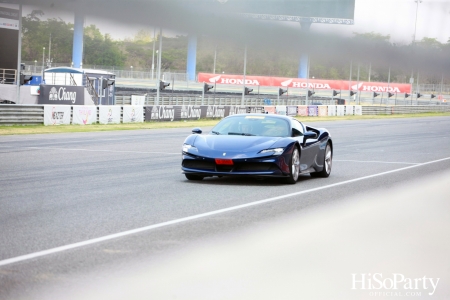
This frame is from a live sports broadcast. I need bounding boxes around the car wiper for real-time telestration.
[228,132,256,136]
[211,131,221,135]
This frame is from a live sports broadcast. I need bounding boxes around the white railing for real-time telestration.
[0,68,17,85]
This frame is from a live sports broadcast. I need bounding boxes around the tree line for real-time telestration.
[21,10,450,84]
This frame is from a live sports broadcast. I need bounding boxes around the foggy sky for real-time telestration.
[10,0,450,76]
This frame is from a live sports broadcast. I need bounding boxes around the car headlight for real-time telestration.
[182,143,198,153]
[259,147,285,155]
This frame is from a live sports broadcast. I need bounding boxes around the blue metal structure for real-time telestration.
[187,35,197,81]
[72,7,84,68]
[298,21,312,79]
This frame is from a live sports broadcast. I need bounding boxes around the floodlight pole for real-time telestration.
[213,45,217,74]
[241,44,247,106]
[156,27,162,105]
[306,56,310,105]
[416,71,420,104]
[356,63,360,104]
[213,81,216,105]
[387,67,391,105]
[16,4,22,103]
[413,0,422,45]
[348,60,352,100]
[151,27,156,80]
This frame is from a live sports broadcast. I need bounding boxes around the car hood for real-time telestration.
[193,135,282,158]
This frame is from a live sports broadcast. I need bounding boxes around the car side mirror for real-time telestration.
[303,131,317,146]
[192,127,202,134]
[304,131,317,139]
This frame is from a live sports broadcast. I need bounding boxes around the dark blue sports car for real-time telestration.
[181,114,332,184]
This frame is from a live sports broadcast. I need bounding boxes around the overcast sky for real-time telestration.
[19,0,450,43]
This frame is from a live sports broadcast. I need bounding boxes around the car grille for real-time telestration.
[183,160,215,170]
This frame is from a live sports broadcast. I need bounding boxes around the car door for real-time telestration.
[292,119,320,172]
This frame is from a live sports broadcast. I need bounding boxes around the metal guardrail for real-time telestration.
[0,105,44,125]
[1,105,449,126]
[362,105,450,115]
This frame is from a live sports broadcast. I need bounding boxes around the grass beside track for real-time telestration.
[0,112,449,135]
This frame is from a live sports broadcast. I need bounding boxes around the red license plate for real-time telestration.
[215,159,234,165]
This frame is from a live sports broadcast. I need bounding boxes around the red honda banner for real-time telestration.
[198,73,412,93]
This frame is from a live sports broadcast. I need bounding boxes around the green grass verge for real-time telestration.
[0,112,449,135]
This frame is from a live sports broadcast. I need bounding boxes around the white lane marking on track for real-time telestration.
[0,145,179,155]
[1,156,449,267]
[334,160,419,165]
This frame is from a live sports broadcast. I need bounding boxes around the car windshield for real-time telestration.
[211,115,290,137]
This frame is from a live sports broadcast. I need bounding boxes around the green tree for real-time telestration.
[417,37,442,49]
[22,10,73,64]
[84,25,126,67]
[352,31,391,44]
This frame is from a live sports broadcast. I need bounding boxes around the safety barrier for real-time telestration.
[362,105,450,115]
[0,105,449,126]
[0,105,44,125]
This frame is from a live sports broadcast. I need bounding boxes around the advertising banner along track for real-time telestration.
[72,106,97,125]
[198,73,412,93]
[99,106,121,124]
[44,105,71,126]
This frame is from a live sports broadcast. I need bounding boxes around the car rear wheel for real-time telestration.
[185,174,204,181]
[285,147,300,184]
[311,142,332,178]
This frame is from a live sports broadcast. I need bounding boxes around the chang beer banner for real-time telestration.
[204,106,227,118]
[44,105,71,126]
[99,106,121,124]
[229,106,247,116]
[72,106,97,125]
[247,106,265,114]
[39,85,85,105]
[123,106,144,123]
[179,106,201,120]
[145,106,176,121]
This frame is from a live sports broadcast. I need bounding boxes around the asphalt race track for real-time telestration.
[1,116,450,299]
